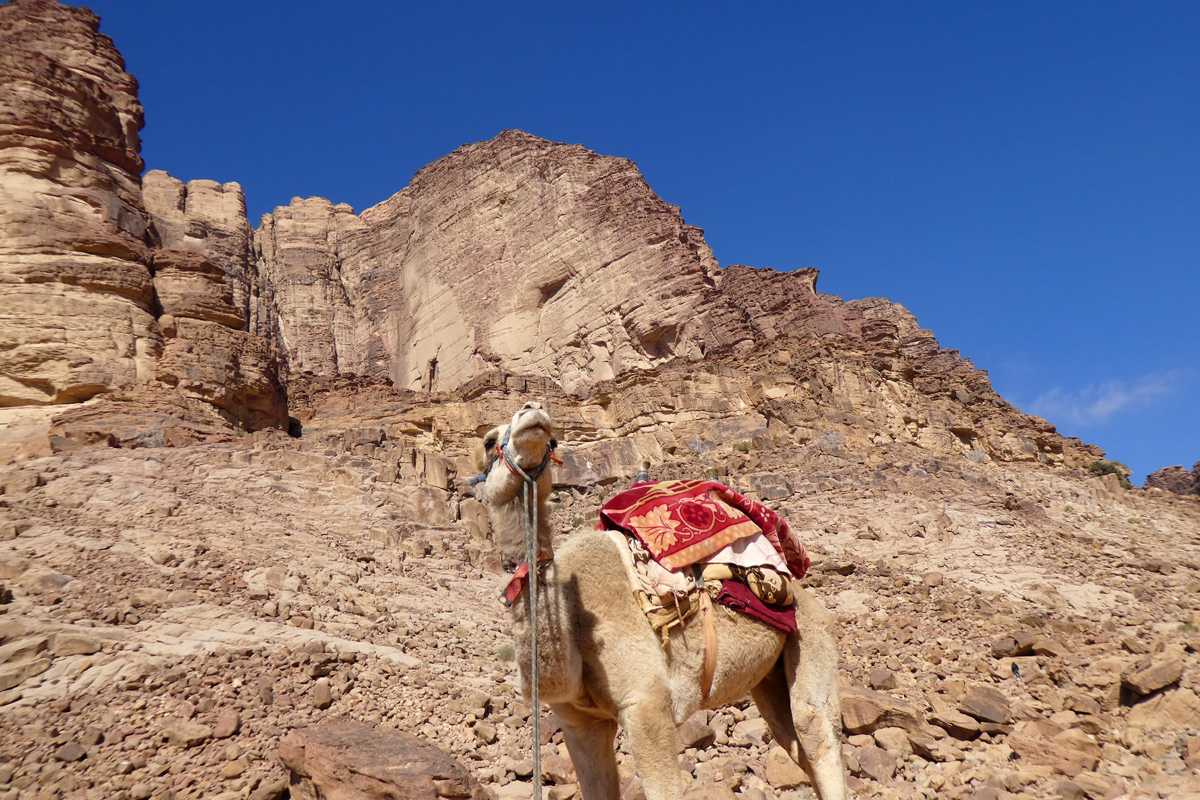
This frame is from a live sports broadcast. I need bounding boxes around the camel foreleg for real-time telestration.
[555,706,621,800]
[618,690,682,800]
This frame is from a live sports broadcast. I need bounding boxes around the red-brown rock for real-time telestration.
[280,718,486,800]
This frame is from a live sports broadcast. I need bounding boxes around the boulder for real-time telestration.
[1008,732,1099,777]
[960,683,1011,724]
[1122,651,1184,696]
[280,718,486,800]
[840,687,925,736]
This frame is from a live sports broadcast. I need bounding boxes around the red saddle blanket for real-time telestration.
[599,480,810,579]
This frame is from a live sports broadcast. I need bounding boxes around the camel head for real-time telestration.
[471,401,557,566]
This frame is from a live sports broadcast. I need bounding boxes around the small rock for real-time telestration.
[1073,772,1114,798]
[248,777,289,800]
[542,753,575,785]
[928,706,981,740]
[872,727,913,755]
[54,742,86,762]
[868,668,897,690]
[213,709,240,739]
[840,687,925,735]
[49,632,101,657]
[473,721,497,744]
[677,713,716,749]
[1046,782,1081,800]
[162,717,213,748]
[1032,636,1069,658]
[1008,732,1098,776]
[682,784,737,800]
[130,587,169,607]
[763,745,808,789]
[729,718,768,747]
[312,680,333,709]
[0,658,50,692]
[853,744,896,782]
[1127,687,1200,729]
[960,683,1011,724]
[1123,652,1183,695]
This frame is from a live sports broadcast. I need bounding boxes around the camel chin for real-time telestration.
[473,402,849,800]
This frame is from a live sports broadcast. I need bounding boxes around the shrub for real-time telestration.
[1087,460,1132,489]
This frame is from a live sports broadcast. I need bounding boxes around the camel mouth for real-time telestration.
[509,405,553,438]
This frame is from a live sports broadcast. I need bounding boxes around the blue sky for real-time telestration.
[79,0,1198,483]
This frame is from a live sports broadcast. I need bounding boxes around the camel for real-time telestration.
[471,401,848,800]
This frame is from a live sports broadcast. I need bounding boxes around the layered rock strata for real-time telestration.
[0,0,154,407]
[253,132,1088,467]
[1145,462,1199,495]
[0,0,286,448]
[1,0,1099,475]
[256,131,754,395]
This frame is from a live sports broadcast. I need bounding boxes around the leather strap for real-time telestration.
[699,591,717,701]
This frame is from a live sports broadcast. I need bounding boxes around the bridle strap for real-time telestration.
[498,427,560,483]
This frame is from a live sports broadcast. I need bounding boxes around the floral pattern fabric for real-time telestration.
[599,480,810,578]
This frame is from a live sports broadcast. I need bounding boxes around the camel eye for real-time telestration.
[484,437,497,452]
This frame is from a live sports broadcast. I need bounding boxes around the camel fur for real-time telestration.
[472,401,848,800]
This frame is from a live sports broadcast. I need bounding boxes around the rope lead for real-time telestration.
[501,433,544,800]
[524,477,542,800]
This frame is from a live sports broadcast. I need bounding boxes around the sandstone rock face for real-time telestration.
[142,170,269,336]
[256,131,754,395]
[1144,462,1198,495]
[0,0,155,406]
[0,0,285,445]
[2,0,1102,474]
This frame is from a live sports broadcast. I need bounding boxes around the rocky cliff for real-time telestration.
[0,0,286,461]
[0,0,151,408]
[1,0,1097,478]
[1145,462,1199,495]
[255,131,752,394]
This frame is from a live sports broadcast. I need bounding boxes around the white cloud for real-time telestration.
[1030,372,1181,428]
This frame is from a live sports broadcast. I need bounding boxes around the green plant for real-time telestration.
[571,516,585,529]
[733,440,753,453]
[1087,460,1133,489]
[497,644,515,662]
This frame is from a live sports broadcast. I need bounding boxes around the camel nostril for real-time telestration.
[523,401,542,411]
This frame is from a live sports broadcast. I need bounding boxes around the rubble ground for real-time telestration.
[1,419,1198,800]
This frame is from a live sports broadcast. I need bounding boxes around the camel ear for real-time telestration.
[472,426,501,473]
